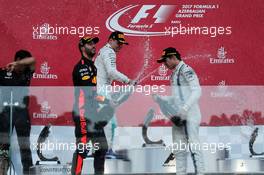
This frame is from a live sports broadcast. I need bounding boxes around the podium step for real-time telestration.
[82,158,131,174]
[217,158,264,173]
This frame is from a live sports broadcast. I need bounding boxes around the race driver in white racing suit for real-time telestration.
[153,47,205,174]
[95,31,135,158]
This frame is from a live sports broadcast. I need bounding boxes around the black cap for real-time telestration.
[157,47,180,63]
[79,36,99,47]
[109,31,128,45]
[14,50,32,61]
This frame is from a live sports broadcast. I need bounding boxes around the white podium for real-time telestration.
[217,158,264,173]
[82,158,130,174]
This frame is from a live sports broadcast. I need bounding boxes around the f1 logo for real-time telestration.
[131,5,176,24]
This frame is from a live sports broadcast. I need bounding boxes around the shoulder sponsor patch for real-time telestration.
[82,75,90,80]
[79,68,88,73]
[92,76,97,84]
[109,52,116,58]
[183,67,195,81]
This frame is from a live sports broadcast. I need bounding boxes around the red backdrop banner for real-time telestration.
[0,0,263,126]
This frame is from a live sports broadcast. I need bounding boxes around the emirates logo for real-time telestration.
[32,23,57,40]
[39,23,50,35]
[217,80,228,93]
[40,62,50,75]
[210,46,235,64]
[158,64,168,77]
[211,80,233,98]
[33,61,58,79]
[40,101,51,114]
[217,46,227,59]
[151,64,170,81]
[33,101,58,119]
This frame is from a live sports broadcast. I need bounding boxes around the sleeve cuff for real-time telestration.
[124,78,130,84]
[182,104,190,112]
